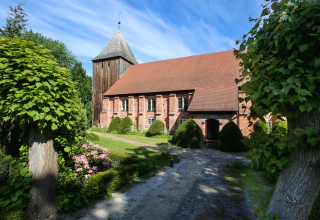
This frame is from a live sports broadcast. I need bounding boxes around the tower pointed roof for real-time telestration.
[92,29,138,64]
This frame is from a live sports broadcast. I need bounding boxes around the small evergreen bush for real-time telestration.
[107,117,121,133]
[219,121,246,152]
[254,119,270,135]
[118,117,134,134]
[172,119,202,148]
[272,120,287,134]
[147,120,164,136]
[86,132,100,141]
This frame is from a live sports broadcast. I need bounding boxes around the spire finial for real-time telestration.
[118,12,121,29]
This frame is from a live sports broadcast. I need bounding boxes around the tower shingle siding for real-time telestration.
[92,29,137,126]
[92,29,138,64]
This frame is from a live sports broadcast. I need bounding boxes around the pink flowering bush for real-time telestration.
[69,140,111,180]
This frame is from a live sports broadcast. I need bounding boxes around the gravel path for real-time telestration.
[50,132,255,220]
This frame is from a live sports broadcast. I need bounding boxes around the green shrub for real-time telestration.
[219,121,246,152]
[310,193,320,220]
[254,119,270,135]
[172,119,202,148]
[107,117,121,133]
[86,160,154,197]
[272,120,287,134]
[0,209,29,220]
[56,157,154,212]
[121,155,140,165]
[147,120,164,136]
[86,132,100,142]
[0,146,33,213]
[0,146,9,188]
[118,117,134,134]
[263,169,280,184]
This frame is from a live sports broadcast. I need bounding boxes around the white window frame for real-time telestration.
[147,99,156,112]
[267,121,272,131]
[148,118,155,125]
[178,97,188,112]
[121,99,128,111]
[179,119,187,126]
[121,117,124,119]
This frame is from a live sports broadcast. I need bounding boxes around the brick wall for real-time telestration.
[100,91,267,139]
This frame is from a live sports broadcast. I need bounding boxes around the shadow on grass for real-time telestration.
[120,145,180,168]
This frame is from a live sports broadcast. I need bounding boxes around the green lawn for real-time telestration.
[91,135,180,170]
[223,164,275,214]
[88,127,182,149]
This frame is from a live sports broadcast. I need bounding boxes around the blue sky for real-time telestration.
[0,0,264,77]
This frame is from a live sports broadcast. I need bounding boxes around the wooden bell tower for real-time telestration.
[91,28,138,126]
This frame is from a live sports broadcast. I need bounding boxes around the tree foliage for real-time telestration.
[235,0,320,218]
[236,0,320,165]
[23,30,76,69]
[70,62,92,128]
[0,1,28,38]
[0,37,79,131]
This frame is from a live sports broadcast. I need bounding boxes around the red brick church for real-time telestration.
[92,28,270,143]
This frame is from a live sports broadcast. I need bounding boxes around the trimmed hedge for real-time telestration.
[254,119,270,135]
[172,119,202,148]
[118,117,134,134]
[107,117,121,133]
[86,132,100,141]
[86,160,154,197]
[219,121,245,152]
[57,155,154,212]
[272,120,287,134]
[147,120,164,136]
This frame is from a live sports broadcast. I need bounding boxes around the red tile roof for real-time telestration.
[188,86,238,111]
[104,50,241,111]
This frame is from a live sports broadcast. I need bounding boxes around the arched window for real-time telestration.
[147,99,156,112]
[121,99,128,111]
[178,97,188,112]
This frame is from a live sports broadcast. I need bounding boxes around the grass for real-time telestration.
[90,135,180,193]
[223,162,275,214]
[88,127,182,149]
[91,135,180,170]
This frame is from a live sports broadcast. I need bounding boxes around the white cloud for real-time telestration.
[0,0,264,77]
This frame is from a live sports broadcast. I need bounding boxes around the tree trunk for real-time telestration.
[266,108,320,220]
[26,122,58,219]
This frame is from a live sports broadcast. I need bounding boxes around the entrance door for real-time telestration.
[207,119,219,140]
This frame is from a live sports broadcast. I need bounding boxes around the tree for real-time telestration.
[235,1,320,219]
[0,37,79,219]
[0,1,28,38]
[70,62,93,128]
[23,30,76,69]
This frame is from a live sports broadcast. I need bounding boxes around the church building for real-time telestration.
[92,27,261,147]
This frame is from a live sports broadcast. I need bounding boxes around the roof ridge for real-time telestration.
[134,50,234,66]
